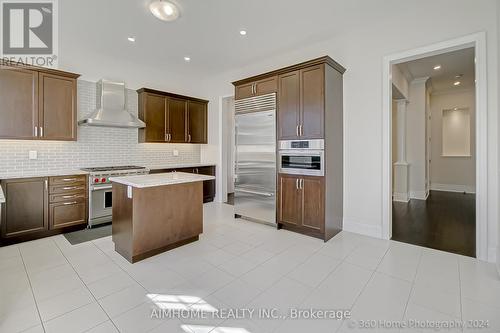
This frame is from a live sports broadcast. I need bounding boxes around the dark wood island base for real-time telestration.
[112,181,204,263]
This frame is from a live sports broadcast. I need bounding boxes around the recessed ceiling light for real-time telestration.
[433,65,441,70]
[127,37,136,42]
[183,56,191,62]
[149,0,180,22]
[454,81,461,86]
[239,30,247,36]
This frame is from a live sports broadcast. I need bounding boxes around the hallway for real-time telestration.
[392,191,475,257]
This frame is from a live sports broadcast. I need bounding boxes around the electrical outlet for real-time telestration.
[173,149,179,156]
[29,151,38,160]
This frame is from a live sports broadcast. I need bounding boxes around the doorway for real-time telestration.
[391,48,476,257]
[382,33,488,260]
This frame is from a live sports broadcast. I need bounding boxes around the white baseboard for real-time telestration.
[393,192,409,202]
[430,183,476,194]
[409,190,428,200]
[343,217,382,239]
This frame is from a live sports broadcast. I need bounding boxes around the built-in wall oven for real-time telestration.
[278,139,324,176]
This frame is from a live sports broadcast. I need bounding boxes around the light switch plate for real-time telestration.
[29,151,38,160]
[173,149,179,156]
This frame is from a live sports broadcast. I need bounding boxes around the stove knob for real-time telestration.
[101,178,107,183]
[94,178,100,183]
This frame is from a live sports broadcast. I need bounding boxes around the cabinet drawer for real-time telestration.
[49,198,86,229]
[49,192,86,203]
[49,184,86,194]
[49,175,86,186]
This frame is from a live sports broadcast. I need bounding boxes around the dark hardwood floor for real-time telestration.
[392,190,475,257]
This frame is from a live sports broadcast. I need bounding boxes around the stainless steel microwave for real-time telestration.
[278,139,324,176]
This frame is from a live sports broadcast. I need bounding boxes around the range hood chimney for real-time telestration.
[78,80,146,128]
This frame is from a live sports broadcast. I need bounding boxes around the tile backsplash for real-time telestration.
[0,80,201,177]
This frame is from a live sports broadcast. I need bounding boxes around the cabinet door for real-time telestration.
[278,71,301,140]
[278,174,302,226]
[235,82,254,100]
[141,93,167,142]
[167,97,188,143]
[300,65,324,139]
[255,76,278,96]
[188,100,207,143]
[49,199,86,229]
[301,176,325,233]
[0,67,38,139]
[1,178,48,238]
[39,73,77,141]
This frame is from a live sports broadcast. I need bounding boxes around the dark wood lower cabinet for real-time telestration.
[278,174,327,240]
[0,178,48,238]
[49,198,87,229]
[0,175,88,246]
[149,166,216,202]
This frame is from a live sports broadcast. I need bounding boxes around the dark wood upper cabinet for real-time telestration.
[139,93,167,142]
[188,100,207,143]
[235,76,278,100]
[0,62,79,141]
[0,67,39,139]
[300,65,324,139]
[167,97,188,143]
[39,73,77,141]
[138,88,208,144]
[1,178,48,238]
[278,71,301,140]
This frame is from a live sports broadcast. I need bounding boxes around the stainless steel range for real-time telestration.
[81,166,149,227]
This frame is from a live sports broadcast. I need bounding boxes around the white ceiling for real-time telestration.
[397,47,475,93]
[59,0,408,84]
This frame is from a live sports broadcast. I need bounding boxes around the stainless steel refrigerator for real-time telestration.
[234,93,276,225]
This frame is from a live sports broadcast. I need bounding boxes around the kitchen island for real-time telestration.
[109,172,215,263]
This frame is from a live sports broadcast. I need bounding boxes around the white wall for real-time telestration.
[430,89,476,192]
[200,0,499,261]
[406,78,428,199]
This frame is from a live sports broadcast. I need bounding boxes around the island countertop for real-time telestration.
[110,172,215,188]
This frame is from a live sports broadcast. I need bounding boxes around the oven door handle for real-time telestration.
[91,185,113,191]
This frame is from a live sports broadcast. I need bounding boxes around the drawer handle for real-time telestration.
[62,187,79,190]
[63,201,78,205]
[62,178,78,182]
[62,195,77,199]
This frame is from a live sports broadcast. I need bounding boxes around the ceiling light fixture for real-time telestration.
[453,81,461,86]
[433,65,441,70]
[239,30,247,36]
[149,0,180,22]
[127,37,136,42]
[184,56,191,62]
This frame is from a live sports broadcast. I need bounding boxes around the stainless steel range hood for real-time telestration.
[78,80,145,128]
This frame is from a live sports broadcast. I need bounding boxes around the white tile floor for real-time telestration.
[1,203,499,333]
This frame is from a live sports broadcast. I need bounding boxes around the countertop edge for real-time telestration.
[110,172,215,189]
[0,170,89,180]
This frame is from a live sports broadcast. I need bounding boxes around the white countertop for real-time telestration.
[146,163,216,170]
[110,172,215,188]
[0,186,4,203]
[0,170,88,180]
